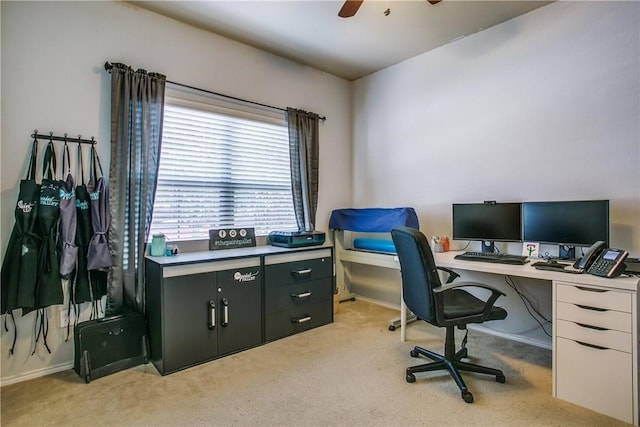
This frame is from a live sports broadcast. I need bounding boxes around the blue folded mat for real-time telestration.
[353,238,397,254]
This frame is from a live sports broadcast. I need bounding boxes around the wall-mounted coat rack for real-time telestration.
[31,130,96,145]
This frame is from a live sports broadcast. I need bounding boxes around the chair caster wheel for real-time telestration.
[496,374,506,383]
[389,325,396,331]
[406,373,416,383]
[462,391,474,403]
[410,349,419,358]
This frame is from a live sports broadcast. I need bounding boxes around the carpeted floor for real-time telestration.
[0,300,630,426]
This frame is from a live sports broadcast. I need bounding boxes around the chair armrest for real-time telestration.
[433,281,506,325]
[436,267,460,284]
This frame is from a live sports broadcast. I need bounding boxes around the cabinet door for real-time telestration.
[163,272,218,373]
[217,267,263,356]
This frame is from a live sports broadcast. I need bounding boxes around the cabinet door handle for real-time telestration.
[291,315,312,324]
[208,300,216,330]
[221,298,229,327]
[575,340,608,351]
[292,268,312,277]
[291,291,312,299]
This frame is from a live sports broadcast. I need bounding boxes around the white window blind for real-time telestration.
[149,92,297,242]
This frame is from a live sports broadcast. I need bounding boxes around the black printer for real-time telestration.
[268,230,326,248]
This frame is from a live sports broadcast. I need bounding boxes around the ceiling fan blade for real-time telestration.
[338,0,364,18]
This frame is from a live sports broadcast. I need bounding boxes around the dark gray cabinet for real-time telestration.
[146,257,262,375]
[264,249,333,342]
[145,246,333,376]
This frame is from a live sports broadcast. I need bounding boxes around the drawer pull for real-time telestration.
[208,300,216,330]
[291,315,312,324]
[576,322,607,331]
[292,268,312,277]
[575,304,606,312]
[291,291,312,299]
[575,340,608,351]
[576,286,607,293]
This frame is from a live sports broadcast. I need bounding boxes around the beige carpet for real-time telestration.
[0,300,629,427]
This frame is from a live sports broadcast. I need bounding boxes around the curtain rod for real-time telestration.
[32,130,96,145]
[104,62,326,121]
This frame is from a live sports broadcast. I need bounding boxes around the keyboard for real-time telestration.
[454,251,529,265]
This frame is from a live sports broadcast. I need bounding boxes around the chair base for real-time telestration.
[406,328,505,403]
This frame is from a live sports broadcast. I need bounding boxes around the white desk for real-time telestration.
[335,245,640,425]
[434,252,640,425]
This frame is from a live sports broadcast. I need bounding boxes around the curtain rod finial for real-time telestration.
[104,61,112,72]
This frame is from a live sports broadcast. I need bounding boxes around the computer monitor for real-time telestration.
[522,200,609,259]
[452,202,522,253]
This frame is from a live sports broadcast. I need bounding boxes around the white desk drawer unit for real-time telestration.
[554,281,636,424]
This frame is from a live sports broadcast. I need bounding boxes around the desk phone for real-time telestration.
[586,247,628,277]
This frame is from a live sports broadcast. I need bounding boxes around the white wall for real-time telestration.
[0,1,352,384]
[351,2,640,303]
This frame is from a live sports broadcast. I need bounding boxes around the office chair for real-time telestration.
[390,226,507,403]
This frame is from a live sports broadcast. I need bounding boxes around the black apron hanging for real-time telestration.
[74,144,93,304]
[86,145,111,271]
[0,138,42,354]
[1,138,41,313]
[32,140,64,311]
[59,140,77,279]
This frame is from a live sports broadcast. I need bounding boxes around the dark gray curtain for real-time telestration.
[107,63,166,315]
[286,108,320,232]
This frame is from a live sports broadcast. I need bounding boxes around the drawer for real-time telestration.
[555,337,633,424]
[265,278,333,314]
[556,301,631,333]
[555,319,632,353]
[556,282,631,312]
[265,255,332,286]
[265,301,332,342]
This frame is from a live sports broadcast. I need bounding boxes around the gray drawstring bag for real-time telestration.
[59,141,78,278]
[87,144,111,271]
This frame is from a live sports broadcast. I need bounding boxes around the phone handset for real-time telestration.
[574,241,607,271]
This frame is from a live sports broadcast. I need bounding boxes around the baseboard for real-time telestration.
[1,362,74,387]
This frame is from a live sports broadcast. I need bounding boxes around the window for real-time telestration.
[149,86,297,242]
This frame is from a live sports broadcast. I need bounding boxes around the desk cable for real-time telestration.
[504,275,552,338]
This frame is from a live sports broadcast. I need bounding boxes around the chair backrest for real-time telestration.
[391,227,443,323]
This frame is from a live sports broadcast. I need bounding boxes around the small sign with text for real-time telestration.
[209,227,256,250]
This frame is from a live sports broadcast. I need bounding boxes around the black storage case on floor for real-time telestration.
[73,312,149,383]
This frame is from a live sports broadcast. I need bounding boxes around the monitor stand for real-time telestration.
[482,241,495,253]
[559,245,576,260]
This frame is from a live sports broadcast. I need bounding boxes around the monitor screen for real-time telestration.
[522,200,609,246]
[452,203,522,242]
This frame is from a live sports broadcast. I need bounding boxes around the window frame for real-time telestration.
[148,84,298,246]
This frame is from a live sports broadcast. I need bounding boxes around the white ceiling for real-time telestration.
[131,0,552,81]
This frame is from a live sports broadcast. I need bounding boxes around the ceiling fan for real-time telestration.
[339,0,442,18]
